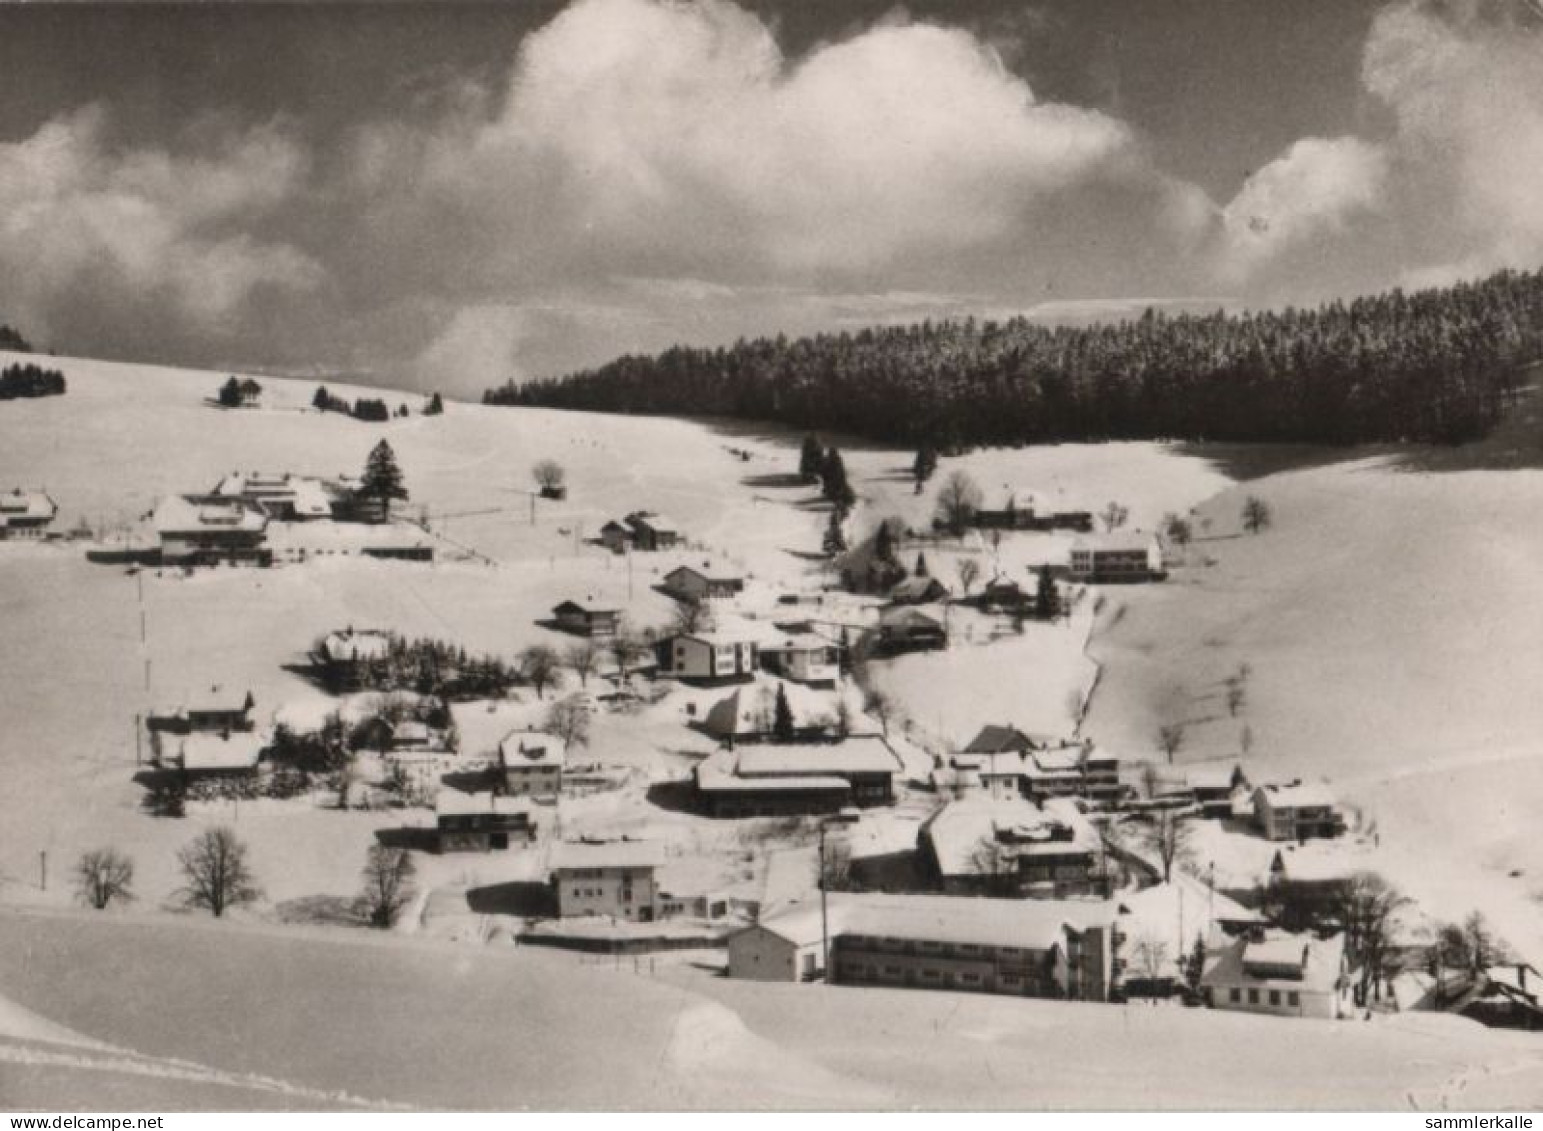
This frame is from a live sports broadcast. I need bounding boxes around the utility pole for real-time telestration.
[134,714,142,766]
[819,822,830,982]
[38,850,46,893]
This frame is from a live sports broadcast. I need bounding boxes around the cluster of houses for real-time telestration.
[147,470,432,567]
[598,511,680,553]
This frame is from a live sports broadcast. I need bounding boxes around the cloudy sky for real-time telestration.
[2,0,1541,397]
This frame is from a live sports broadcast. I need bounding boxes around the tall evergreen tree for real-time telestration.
[1035,565,1056,621]
[798,433,824,482]
[914,552,929,578]
[772,684,796,742]
[361,439,409,521]
[822,510,847,556]
[217,376,242,408]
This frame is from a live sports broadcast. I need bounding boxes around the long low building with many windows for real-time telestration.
[729,892,1122,1001]
[693,735,903,817]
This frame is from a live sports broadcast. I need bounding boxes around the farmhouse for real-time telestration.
[920,796,1109,898]
[155,729,265,780]
[875,608,947,653]
[1187,764,1250,818]
[1253,781,1346,842]
[953,728,1122,804]
[624,512,680,551]
[498,730,566,800]
[663,562,744,601]
[598,521,633,553]
[888,576,948,605]
[694,735,903,817]
[153,495,271,566]
[758,631,840,687]
[550,600,620,637]
[1067,532,1163,583]
[435,790,536,852]
[702,678,837,744]
[1202,931,1348,1020]
[0,488,57,539]
[1457,963,1543,1031]
[210,472,333,521]
[970,487,1041,531]
[655,630,758,684]
[732,893,1121,1001]
[312,628,393,691]
[549,840,665,921]
[148,686,255,735]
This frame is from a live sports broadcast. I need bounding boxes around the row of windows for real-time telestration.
[1228,987,1301,1008]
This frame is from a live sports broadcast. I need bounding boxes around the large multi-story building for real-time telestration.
[694,735,903,817]
[498,730,566,800]
[549,841,665,921]
[1253,781,1346,842]
[1067,533,1163,583]
[0,488,57,539]
[153,495,271,566]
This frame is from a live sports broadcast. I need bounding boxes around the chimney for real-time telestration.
[1519,963,1528,992]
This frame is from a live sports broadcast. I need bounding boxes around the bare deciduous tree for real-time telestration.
[610,629,649,684]
[863,688,893,737]
[1225,679,1246,717]
[358,844,416,929]
[532,459,566,491]
[934,471,983,536]
[177,826,260,918]
[1142,809,1193,883]
[969,835,1019,896]
[520,645,562,699]
[1100,501,1130,533]
[75,848,134,910]
[670,598,712,635]
[1132,934,1171,999]
[1334,871,1407,1004]
[1157,722,1186,764]
[956,557,982,595]
[564,640,599,688]
[545,696,592,749]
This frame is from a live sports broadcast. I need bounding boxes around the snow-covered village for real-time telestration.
[3,0,1543,1116]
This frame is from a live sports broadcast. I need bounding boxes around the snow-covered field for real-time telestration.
[1082,453,1543,962]
[4,349,1541,1108]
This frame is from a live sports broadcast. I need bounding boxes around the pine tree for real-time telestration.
[820,448,849,503]
[874,520,897,565]
[912,444,938,485]
[798,433,824,482]
[772,684,796,743]
[822,510,847,556]
[361,439,409,521]
[914,552,929,578]
[425,392,444,416]
[217,376,242,408]
[1184,933,1207,992]
[1035,565,1056,621]
[313,385,332,411]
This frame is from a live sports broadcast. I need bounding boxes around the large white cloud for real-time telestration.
[0,107,320,343]
[1362,0,1543,278]
[1216,136,1389,283]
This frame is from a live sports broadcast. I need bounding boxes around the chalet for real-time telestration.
[979,575,1028,611]
[498,730,566,800]
[1253,781,1346,842]
[919,796,1109,898]
[598,520,633,553]
[1067,532,1163,583]
[625,512,680,552]
[888,576,948,605]
[550,600,620,637]
[758,631,840,687]
[663,563,745,601]
[550,840,665,921]
[694,735,903,817]
[155,729,265,780]
[210,472,333,521]
[1115,877,1269,956]
[153,495,271,566]
[702,679,838,744]
[435,790,536,852]
[1202,931,1348,1019]
[656,630,758,684]
[732,893,1121,1001]
[148,686,255,735]
[953,728,1122,804]
[312,628,393,691]
[1187,764,1250,818]
[0,488,57,539]
[875,608,947,653]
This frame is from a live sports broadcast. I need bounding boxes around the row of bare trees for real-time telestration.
[75,831,418,929]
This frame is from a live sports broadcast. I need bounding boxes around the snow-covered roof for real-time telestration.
[435,789,532,818]
[0,488,57,524]
[923,796,1098,877]
[962,725,1037,755]
[756,892,1117,952]
[169,730,265,771]
[153,495,268,536]
[1204,931,1344,995]
[734,736,901,777]
[211,472,334,518]
[626,512,678,534]
[666,561,741,582]
[665,629,759,648]
[180,685,251,715]
[499,730,567,770]
[1257,780,1336,810]
[1116,877,1266,941]
[1070,532,1158,554]
[549,841,665,872]
[702,678,836,738]
[758,631,834,654]
[877,607,943,630]
[552,600,618,616]
[320,629,392,662]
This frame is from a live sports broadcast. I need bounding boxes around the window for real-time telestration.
[1247,989,1260,1005]
[1288,992,1300,1007]
[1229,988,1241,1004]
[1269,990,1281,1006]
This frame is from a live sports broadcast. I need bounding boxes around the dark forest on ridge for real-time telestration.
[487,267,1543,450]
